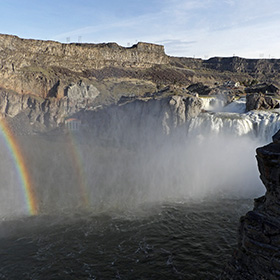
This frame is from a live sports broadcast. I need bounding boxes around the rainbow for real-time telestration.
[66,132,90,208]
[0,119,38,215]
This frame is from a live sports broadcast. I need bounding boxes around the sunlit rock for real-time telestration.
[65,81,100,104]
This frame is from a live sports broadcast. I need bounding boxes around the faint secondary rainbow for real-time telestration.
[66,131,90,208]
[0,119,38,215]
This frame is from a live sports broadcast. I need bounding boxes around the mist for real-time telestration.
[0,117,265,219]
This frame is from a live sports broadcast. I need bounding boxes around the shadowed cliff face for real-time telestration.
[221,131,280,279]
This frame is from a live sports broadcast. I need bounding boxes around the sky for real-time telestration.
[1,0,280,58]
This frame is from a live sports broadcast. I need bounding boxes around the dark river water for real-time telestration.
[0,198,253,280]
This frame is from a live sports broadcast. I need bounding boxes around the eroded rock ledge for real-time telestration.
[221,131,280,279]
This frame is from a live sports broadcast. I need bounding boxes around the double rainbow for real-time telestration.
[0,119,38,215]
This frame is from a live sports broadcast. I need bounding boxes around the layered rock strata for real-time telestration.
[0,34,168,99]
[221,131,280,279]
[2,34,280,105]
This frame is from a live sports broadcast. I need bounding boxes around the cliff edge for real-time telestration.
[221,131,280,279]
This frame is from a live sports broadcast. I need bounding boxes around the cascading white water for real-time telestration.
[194,97,280,142]
[172,96,280,200]
[222,97,246,113]
[200,96,226,112]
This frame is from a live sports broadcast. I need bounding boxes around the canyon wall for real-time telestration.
[1,33,280,133]
[1,33,280,104]
[0,34,168,98]
[0,85,202,135]
[221,131,280,279]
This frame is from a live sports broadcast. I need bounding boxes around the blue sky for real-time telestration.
[1,0,280,58]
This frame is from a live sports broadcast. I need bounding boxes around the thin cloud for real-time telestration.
[52,0,280,58]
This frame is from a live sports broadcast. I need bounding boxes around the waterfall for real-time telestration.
[193,97,280,143]
[200,96,226,111]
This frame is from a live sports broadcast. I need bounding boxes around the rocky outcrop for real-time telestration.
[221,131,280,279]
[65,81,100,104]
[245,83,279,95]
[187,82,213,96]
[246,93,279,111]
[0,85,202,135]
[0,86,98,131]
[2,33,280,112]
[0,34,168,71]
[3,33,280,132]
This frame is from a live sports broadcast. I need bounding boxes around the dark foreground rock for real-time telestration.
[221,131,280,279]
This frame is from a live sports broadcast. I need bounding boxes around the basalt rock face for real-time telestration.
[221,131,280,280]
[0,85,99,132]
[3,33,280,132]
[3,33,280,105]
[245,83,279,95]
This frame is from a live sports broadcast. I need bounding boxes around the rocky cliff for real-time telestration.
[1,33,280,131]
[0,83,202,135]
[172,56,280,81]
[0,80,101,132]
[221,131,280,279]
[1,33,280,104]
[0,34,169,99]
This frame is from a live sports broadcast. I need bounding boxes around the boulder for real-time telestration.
[187,82,213,96]
[246,93,279,111]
